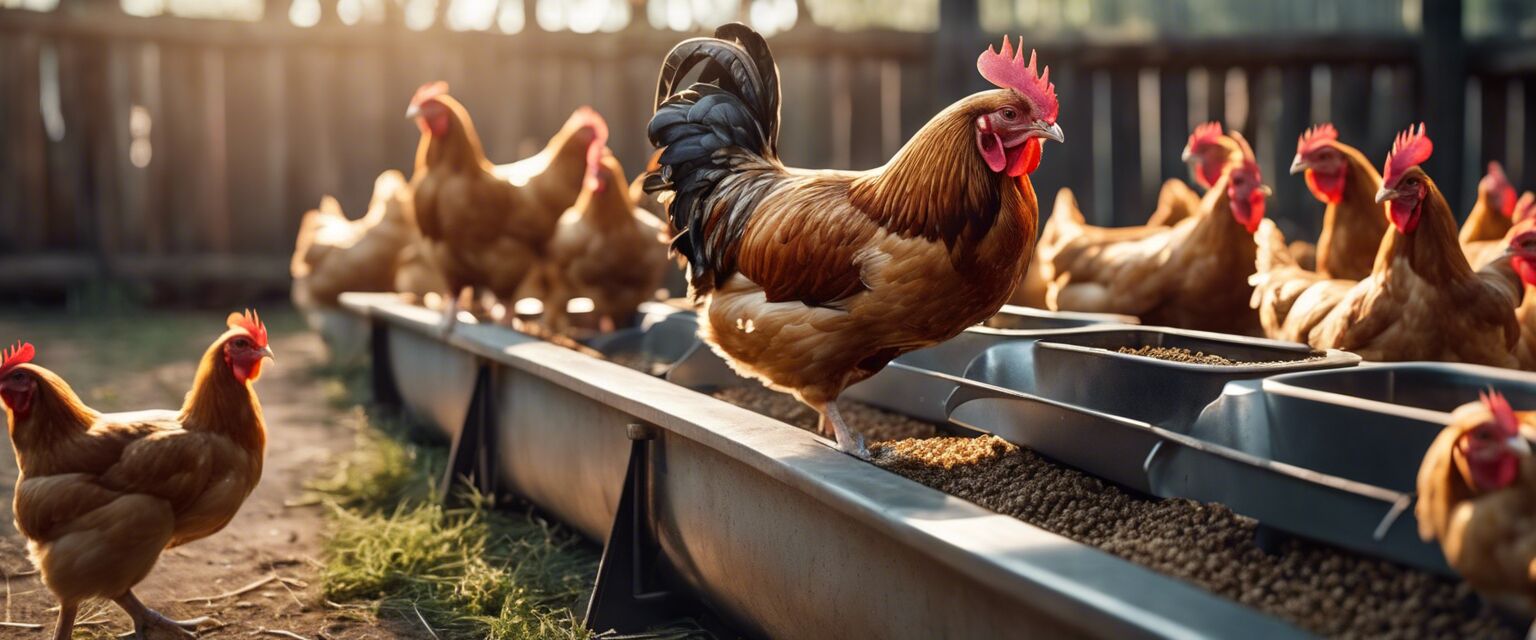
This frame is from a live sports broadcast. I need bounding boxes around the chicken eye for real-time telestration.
[8,372,24,383]
[233,338,249,349]
[1001,108,1018,121]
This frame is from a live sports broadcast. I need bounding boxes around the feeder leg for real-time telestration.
[584,434,677,633]
[824,401,870,460]
[368,319,401,409]
[441,364,498,505]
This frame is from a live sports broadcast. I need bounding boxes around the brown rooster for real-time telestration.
[1252,125,1525,365]
[406,81,606,333]
[1417,391,1536,616]
[1037,123,1268,335]
[542,150,669,334]
[1288,123,1389,280]
[647,25,1061,456]
[290,170,421,314]
[2,312,272,640]
[1462,161,1519,249]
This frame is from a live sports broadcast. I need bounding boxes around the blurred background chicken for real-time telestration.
[1251,125,1525,366]
[1,313,272,640]
[1036,123,1268,335]
[1462,161,1520,249]
[541,150,669,334]
[1416,391,1536,617]
[406,81,606,333]
[1288,124,1388,280]
[290,170,423,321]
[647,25,1062,456]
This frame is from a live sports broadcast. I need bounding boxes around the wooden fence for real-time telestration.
[2,1,1534,297]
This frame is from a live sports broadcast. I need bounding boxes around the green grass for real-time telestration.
[310,371,601,640]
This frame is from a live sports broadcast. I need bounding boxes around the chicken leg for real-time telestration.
[51,603,76,640]
[816,400,869,460]
[114,591,209,640]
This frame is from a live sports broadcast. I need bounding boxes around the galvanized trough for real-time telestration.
[336,293,1304,640]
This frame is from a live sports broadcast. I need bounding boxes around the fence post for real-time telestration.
[935,0,980,102]
[1419,0,1466,213]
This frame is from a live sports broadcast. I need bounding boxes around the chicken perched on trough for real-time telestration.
[2,312,272,640]
[1036,122,1268,335]
[1417,391,1536,616]
[1288,124,1389,280]
[290,170,433,315]
[646,25,1062,456]
[406,81,606,333]
[541,149,669,334]
[1250,125,1526,366]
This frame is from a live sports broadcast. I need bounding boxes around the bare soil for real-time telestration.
[0,310,425,639]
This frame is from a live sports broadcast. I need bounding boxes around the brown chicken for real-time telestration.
[1462,161,1519,248]
[541,150,669,334]
[2,313,272,640]
[1037,123,1268,335]
[1288,123,1389,280]
[1251,125,1524,365]
[647,26,1062,455]
[406,81,606,333]
[1417,391,1536,615]
[1463,163,1522,269]
[291,170,422,314]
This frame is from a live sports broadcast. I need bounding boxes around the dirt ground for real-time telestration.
[0,309,426,639]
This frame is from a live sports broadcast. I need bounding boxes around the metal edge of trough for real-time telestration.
[337,293,1310,640]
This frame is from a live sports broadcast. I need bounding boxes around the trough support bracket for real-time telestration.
[368,319,401,410]
[583,424,684,634]
[440,363,499,506]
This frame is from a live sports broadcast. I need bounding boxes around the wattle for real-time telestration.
[1305,169,1346,205]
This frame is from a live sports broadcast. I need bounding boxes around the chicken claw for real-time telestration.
[820,402,871,460]
[114,591,206,639]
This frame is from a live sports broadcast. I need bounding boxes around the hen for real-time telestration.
[1037,123,1268,335]
[2,312,272,640]
[1288,123,1389,280]
[290,170,421,314]
[646,25,1062,455]
[1251,125,1524,365]
[542,149,669,334]
[406,81,606,332]
[1416,391,1536,616]
[1463,163,1522,270]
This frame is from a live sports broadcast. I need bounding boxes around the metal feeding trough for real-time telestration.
[963,326,1360,430]
[337,293,1304,639]
[986,304,1139,330]
[584,302,701,377]
[303,305,373,365]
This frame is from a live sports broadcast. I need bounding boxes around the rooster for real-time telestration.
[1416,391,1536,616]
[1288,123,1389,280]
[646,25,1061,456]
[290,170,421,315]
[1463,163,1523,270]
[2,312,272,640]
[1037,122,1268,335]
[406,81,607,333]
[541,150,669,334]
[1251,125,1525,365]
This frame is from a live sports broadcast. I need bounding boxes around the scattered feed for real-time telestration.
[718,388,1518,639]
[1116,345,1323,367]
[608,351,672,377]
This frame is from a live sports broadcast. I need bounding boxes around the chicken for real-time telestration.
[1,312,273,640]
[1461,161,1519,248]
[1288,123,1389,280]
[646,25,1062,456]
[1416,391,1536,615]
[290,170,421,316]
[541,150,669,334]
[1463,163,1522,269]
[406,81,606,333]
[1037,123,1268,335]
[1010,124,1236,309]
[1251,125,1524,365]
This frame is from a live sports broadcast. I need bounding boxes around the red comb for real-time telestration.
[410,81,449,108]
[976,36,1058,122]
[574,107,611,191]
[1296,123,1338,156]
[227,309,269,347]
[0,341,34,375]
[1481,389,1520,437]
[1483,161,1517,217]
[1382,123,1432,188]
[1188,122,1225,152]
[1513,192,1536,226]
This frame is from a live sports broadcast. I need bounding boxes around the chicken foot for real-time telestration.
[51,603,76,640]
[114,591,209,639]
[436,287,472,338]
[816,401,870,460]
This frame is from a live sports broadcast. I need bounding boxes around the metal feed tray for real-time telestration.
[987,304,1140,330]
[584,302,701,377]
[963,326,1359,430]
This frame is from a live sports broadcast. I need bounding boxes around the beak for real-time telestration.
[260,346,276,363]
[1259,185,1273,197]
[1033,121,1065,144]
[1180,145,1194,163]
[1508,435,1532,456]
[1289,155,1308,175]
[405,104,420,120]
[1374,187,1399,204]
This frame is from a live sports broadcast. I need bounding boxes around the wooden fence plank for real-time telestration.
[1109,68,1141,224]
[1159,67,1190,185]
